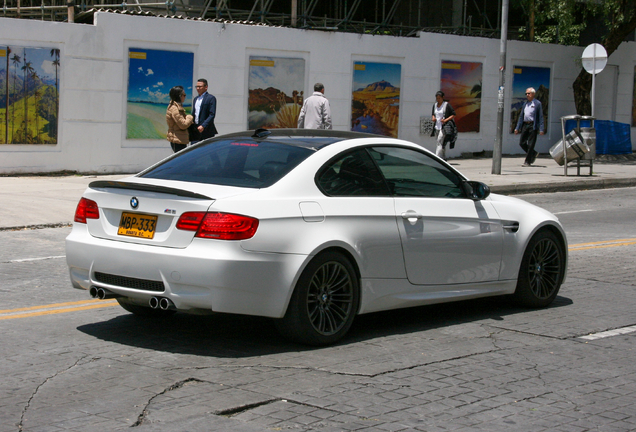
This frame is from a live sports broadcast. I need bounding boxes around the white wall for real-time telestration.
[1,12,634,174]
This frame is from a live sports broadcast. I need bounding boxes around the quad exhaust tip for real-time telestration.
[89,286,120,300]
[149,296,176,310]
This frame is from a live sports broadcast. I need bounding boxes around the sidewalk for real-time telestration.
[1,155,635,230]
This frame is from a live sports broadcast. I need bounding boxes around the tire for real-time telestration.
[513,230,566,307]
[275,251,360,346]
[116,298,176,317]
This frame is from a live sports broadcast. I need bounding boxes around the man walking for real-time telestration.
[514,87,545,167]
[191,78,218,143]
[297,83,332,129]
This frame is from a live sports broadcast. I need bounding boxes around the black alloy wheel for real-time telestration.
[276,251,359,346]
[514,230,566,307]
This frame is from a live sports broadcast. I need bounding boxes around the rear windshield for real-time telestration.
[140,139,314,188]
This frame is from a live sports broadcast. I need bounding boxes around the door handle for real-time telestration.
[401,211,422,223]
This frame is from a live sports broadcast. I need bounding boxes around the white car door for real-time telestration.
[369,146,504,285]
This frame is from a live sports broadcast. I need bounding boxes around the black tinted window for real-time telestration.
[369,147,464,198]
[140,139,313,188]
[317,149,390,196]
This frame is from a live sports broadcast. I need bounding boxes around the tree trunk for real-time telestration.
[572,69,592,115]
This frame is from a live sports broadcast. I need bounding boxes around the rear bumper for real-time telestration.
[65,224,307,318]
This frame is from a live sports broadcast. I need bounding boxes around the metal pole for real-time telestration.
[492,0,508,174]
[591,44,596,117]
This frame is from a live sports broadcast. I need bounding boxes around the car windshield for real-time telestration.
[140,139,314,188]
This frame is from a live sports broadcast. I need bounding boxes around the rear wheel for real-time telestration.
[116,298,176,317]
[513,230,566,307]
[276,251,359,346]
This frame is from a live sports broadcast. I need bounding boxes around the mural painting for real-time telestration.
[440,60,482,133]
[248,56,305,129]
[510,65,550,133]
[0,46,59,144]
[351,61,401,138]
[126,48,194,139]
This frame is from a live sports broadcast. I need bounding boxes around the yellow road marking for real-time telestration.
[569,238,636,251]
[0,299,118,320]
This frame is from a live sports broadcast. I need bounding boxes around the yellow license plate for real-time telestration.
[117,212,157,239]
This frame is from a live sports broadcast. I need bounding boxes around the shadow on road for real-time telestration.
[77,295,572,358]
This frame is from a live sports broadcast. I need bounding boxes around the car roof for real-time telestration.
[214,128,382,150]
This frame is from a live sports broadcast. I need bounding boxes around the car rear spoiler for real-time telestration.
[89,181,213,200]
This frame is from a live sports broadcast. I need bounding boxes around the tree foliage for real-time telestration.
[524,0,636,115]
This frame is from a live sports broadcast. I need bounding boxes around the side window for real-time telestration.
[317,149,390,197]
[369,147,464,198]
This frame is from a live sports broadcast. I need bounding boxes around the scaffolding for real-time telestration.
[1,0,522,39]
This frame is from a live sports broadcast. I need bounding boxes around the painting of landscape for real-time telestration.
[0,46,59,144]
[127,48,194,139]
[440,60,482,133]
[510,66,550,133]
[248,56,305,129]
[351,61,401,137]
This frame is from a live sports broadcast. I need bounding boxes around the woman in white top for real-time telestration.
[430,91,456,161]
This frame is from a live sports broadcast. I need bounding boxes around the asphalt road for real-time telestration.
[1,188,636,431]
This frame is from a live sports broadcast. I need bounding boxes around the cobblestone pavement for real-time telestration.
[2,212,636,431]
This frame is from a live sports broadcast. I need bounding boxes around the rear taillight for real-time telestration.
[74,198,100,223]
[176,212,259,240]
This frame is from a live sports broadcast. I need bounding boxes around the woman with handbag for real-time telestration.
[430,91,456,161]
[166,86,194,153]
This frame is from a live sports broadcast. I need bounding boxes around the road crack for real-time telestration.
[18,356,98,431]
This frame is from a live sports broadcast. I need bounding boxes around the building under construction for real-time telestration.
[2,0,528,39]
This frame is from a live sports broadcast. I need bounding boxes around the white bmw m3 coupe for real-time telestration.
[66,129,567,345]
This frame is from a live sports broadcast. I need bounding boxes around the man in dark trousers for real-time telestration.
[191,78,218,143]
[514,87,544,167]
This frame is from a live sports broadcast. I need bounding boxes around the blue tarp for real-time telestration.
[564,119,632,155]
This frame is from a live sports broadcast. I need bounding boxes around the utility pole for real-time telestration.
[492,0,508,175]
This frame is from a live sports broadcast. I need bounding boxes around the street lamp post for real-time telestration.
[492,0,509,175]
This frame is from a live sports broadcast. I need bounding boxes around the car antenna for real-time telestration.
[252,128,271,138]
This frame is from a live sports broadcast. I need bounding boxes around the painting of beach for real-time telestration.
[0,46,59,144]
[126,48,194,139]
[510,66,550,133]
[351,61,401,138]
[440,61,482,133]
[248,56,305,129]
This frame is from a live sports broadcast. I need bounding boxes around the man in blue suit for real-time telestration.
[191,78,218,143]
[514,87,545,167]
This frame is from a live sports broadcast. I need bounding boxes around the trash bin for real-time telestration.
[549,129,590,165]
[551,115,595,176]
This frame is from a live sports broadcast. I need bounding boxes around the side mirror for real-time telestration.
[462,180,491,201]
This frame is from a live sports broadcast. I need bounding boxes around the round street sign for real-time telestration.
[582,43,607,75]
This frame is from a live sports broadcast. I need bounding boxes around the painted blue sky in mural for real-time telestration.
[353,62,401,90]
[127,48,194,105]
[512,66,550,99]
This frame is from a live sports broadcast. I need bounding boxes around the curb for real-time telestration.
[491,177,636,195]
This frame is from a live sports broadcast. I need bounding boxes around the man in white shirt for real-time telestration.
[297,83,332,129]
[514,87,545,167]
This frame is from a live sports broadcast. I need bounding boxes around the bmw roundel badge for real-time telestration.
[130,197,139,209]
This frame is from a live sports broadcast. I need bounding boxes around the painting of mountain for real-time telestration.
[351,62,401,138]
[440,61,482,133]
[248,57,305,129]
[0,46,60,144]
[510,66,550,133]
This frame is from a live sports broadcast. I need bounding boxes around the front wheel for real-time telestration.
[513,230,566,307]
[275,251,360,346]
